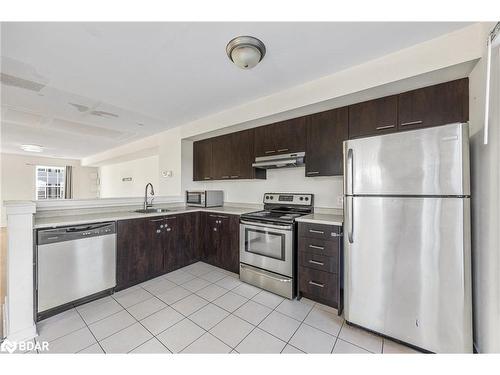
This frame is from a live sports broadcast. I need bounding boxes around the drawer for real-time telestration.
[299,267,338,306]
[298,236,339,257]
[299,222,342,241]
[299,251,338,274]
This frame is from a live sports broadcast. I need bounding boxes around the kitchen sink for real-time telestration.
[133,208,170,214]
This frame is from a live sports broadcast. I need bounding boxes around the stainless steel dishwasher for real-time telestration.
[36,222,117,317]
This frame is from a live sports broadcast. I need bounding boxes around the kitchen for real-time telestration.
[0,8,499,370]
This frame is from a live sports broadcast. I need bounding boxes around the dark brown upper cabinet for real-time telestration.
[398,78,469,130]
[254,117,306,157]
[348,95,399,139]
[194,129,265,181]
[306,107,348,177]
[193,139,213,181]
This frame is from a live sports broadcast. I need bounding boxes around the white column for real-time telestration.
[3,201,37,342]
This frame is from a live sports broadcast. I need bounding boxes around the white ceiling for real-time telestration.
[0,22,471,159]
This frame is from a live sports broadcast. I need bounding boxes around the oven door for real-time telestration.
[240,220,293,277]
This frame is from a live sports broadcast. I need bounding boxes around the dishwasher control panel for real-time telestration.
[37,222,116,245]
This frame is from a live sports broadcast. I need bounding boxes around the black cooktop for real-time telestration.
[241,193,314,224]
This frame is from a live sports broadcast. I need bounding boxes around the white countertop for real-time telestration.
[295,213,344,226]
[33,205,257,229]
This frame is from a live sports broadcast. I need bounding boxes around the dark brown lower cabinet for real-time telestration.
[201,212,240,274]
[116,218,150,291]
[298,222,343,314]
[116,213,196,290]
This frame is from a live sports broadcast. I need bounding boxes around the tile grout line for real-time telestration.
[74,307,106,354]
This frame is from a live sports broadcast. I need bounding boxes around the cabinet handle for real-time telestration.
[308,244,324,250]
[230,175,239,179]
[400,120,423,127]
[164,217,176,220]
[166,228,171,232]
[265,150,276,154]
[307,171,320,175]
[209,214,218,218]
[221,176,230,179]
[203,176,211,180]
[217,215,228,219]
[375,125,395,130]
[150,218,164,222]
[308,281,325,288]
[277,148,289,152]
[308,260,324,266]
[309,229,324,234]
[331,232,343,237]
[213,227,217,231]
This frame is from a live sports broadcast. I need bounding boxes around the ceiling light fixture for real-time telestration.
[226,36,266,69]
[21,144,44,153]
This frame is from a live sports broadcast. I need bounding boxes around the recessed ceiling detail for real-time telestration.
[0,73,46,92]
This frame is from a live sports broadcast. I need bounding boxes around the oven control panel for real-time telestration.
[263,193,313,206]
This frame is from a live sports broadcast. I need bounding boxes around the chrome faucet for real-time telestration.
[144,183,155,210]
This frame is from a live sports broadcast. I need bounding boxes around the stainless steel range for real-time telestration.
[239,193,313,299]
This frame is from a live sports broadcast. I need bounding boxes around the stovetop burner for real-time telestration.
[241,193,314,224]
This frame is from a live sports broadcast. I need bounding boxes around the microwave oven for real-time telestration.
[186,190,224,207]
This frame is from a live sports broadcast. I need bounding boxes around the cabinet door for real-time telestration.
[202,213,219,266]
[274,117,307,155]
[254,124,276,157]
[215,215,239,273]
[178,213,200,268]
[230,129,255,179]
[348,95,398,139]
[398,78,468,130]
[116,219,149,290]
[163,216,179,272]
[306,107,348,177]
[212,134,232,179]
[193,139,213,181]
[148,218,166,277]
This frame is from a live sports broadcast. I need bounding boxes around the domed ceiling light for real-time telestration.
[226,36,266,69]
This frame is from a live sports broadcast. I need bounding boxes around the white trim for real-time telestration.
[4,201,36,215]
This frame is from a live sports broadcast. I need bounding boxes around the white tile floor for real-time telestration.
[26,262,421,354]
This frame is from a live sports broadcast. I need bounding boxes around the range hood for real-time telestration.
[252,152,305,169]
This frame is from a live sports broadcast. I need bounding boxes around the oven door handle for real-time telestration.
[240,220,293,231]
[240,264,292,283]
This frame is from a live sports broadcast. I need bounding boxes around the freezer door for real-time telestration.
[344,196,472,353]
[343,123,470,196]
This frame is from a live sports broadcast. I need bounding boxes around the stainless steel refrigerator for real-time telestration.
[343,122,473,353]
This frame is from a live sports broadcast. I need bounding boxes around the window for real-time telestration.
[36,166,65,200]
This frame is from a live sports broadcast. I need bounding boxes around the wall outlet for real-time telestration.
[162,170,173,177]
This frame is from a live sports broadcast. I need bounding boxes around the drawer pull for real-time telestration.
[308,245,325,250]
[230,176,239,178]
[265,150,276,154]
[277,148,289,152]
[307,171,320,175]
[221,175,230,179]
[375,125,395,130]
[400,120,423,127]
[308,260,324,266]
[164,217,176,220]
[203,176,212,180]
[308,281,325,288]
[309,229,324,234]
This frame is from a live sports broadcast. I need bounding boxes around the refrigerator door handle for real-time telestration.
[347,196,354,243]
[347,148,354,195]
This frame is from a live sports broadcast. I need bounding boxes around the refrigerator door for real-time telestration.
[343,123,470,196]
[344,196,472,353]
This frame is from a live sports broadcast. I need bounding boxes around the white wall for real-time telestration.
[99,155,159,198]
[468,22,500,353]
[181,140,343,208]
[0,153,99,226]
[83,23,485,207]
